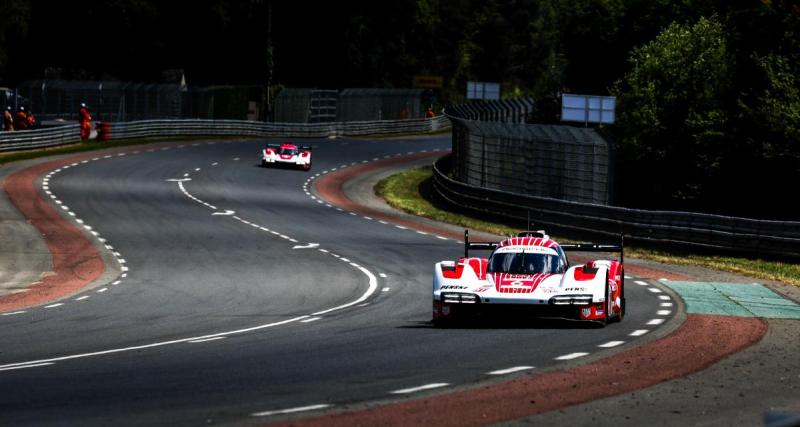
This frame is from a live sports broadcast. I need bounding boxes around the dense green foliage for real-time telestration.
[1,0,798,218]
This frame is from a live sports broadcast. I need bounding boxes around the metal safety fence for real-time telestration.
[0,116,450,152]
[447,98,535,123]
[106,116,450,139]
[0,125,81,152]
[448,111,610,205]
[433,153,800,257]
[12,80,264,122]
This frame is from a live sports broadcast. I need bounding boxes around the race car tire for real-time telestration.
[303,161,312,171]
[600,272,611,326]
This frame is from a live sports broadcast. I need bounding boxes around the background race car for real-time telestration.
[261,143,312,170]
[432,230,625,326]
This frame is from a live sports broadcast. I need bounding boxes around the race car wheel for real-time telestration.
[303,161,312,171]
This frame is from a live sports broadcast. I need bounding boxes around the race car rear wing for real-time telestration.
[560,235,624,264]
[264,143,312,151]
[463,229,498,258]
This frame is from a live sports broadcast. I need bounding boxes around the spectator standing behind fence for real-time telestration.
[14,106,29,130]
[425,106,436,118]
[79,102,92,139]
[3,106,13,131]
[26,109,36,129]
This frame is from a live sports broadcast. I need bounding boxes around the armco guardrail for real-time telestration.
[0,124,81,152]
[432,154,800,257]
[106,117,449,140]
[0,117,449,153]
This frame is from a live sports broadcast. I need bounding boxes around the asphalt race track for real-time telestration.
[0,137,677,426]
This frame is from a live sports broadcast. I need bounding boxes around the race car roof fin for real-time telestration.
[517,230,547,238]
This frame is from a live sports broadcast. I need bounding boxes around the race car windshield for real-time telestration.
[487,252,562,274]
[279,148,298,155]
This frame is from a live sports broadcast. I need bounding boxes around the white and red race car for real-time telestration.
[433,230,625,325]
[261,143,312,170]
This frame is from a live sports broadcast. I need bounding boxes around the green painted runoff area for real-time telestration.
[661,281,800,319]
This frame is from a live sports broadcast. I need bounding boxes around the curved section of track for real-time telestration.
[0,137,678,426]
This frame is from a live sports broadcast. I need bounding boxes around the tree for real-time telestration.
[612,16,732,210]
[0,0,30,81]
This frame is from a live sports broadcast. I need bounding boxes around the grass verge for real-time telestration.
[376,166,800,287]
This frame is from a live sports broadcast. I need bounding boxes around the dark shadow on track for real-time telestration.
[401,317,607,330]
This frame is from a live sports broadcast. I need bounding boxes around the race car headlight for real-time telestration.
[442,293,478,304]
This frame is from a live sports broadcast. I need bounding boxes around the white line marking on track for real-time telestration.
[390,383,449,394]
[648,288,662,293]
[189,337,226,343]
[252,404,332,417]
[635,280,649,286]
[0,362,54,372]
[657,310,672,316]
[488,366,534,375]
[1,311,26,316]
[658,295,671,300]
[97,288,108,293]
[555,352,589,360]
[629,329,649,336]
[647,318,665,325]
[0,316,310,370]
[311,265,377,316]
[45,303,64,308]
[300,317,322,323]
[382,287,390,292]
[660,302,673,307]
[379,273,387,278]
[293,243,320,250]
[598,341,625,348]
[75,296,90,301]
